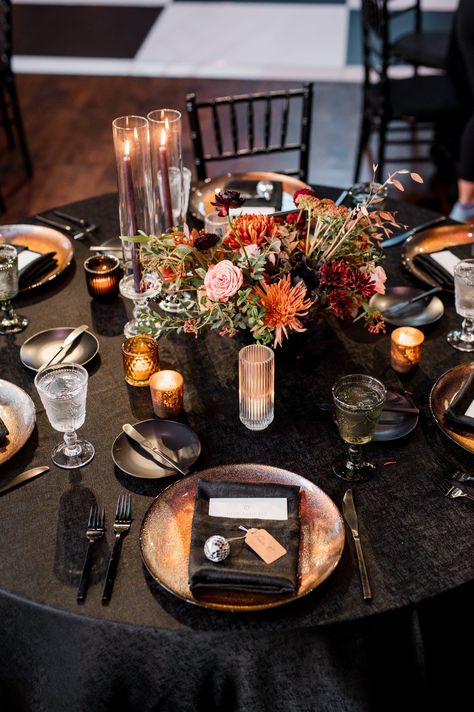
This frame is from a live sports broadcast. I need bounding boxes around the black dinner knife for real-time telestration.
[342,489,372,601]
[0,466,50,495]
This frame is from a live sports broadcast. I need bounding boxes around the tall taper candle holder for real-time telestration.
[119,262,161,338]
[112,115,154,291]
[148,109,183,232]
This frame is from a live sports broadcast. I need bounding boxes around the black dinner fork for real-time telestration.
[102,494,132,604]
[433,472,474,503]
[77,505,105,603]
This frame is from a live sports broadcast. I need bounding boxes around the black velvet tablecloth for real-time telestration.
[0,190,472,712]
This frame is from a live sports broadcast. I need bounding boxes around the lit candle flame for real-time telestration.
[160,129,167,147]
[124,139,130,157]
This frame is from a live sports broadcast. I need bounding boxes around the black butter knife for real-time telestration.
[0,466,50,495]
[342,489,372,600]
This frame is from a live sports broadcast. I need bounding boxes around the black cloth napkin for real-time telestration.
[16,247,58,289]
[188,478,301,595]
[224,179,283,211]
[444,372,474,430]
[413,243,474,289]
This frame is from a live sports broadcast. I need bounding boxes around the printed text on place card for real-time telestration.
[208,498,288,520]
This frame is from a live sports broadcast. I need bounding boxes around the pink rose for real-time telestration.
[370,265,387,295]
[204,260,243,302]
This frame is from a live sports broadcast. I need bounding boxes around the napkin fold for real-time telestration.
[444,372,474,430]
[413,243,474,289]
[16,247,58,289]
[188,478,300,595]
[224,179,283,212]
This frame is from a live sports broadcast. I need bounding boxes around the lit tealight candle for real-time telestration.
[83,255,121,299]
[390,327,425,373]
[122,335,160,387]
[149,370,184,418]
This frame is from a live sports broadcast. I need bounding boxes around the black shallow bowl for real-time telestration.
[20,327,99,372]
[370,286,444,327]
[112,419,201,479]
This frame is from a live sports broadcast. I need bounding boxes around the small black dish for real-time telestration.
[370,286,444,327]
[373,390,418,442]
[20,327,99,372]
[112,418,201,479]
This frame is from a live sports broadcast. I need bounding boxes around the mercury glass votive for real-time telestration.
[122,335,160,386]
[390,327,425,373]
[149,370,184,418]
[239,344,274,431]
[83,255,121,299]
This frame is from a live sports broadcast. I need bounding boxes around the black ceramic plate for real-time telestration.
[370,287,444,327]
[112,419,201,479]
[373,390,418,442]
[20,327,99,372]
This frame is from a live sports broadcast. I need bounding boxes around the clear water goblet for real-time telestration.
[35,363,95,469]
[0,244,29,334]
[447,259,474,352]
[331,374,386,482]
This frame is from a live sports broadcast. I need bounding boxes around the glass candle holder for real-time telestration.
[112,115,154,292]
[390,327,425,373]
[122,335,160,387]
[148,109,183,232]
[239,344,274,431]
[149,370,184,418]
[204,212,229,237]
[83,255,121,299]
[0,244,28,334]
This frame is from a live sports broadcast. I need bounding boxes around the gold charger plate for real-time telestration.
[140,463,345,612]
[189,171,310,220]
[430,362,474,454]
[402,224,474,290]
[0,380,36,465]
[0,224,74,292]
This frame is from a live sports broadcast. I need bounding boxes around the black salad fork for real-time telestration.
[433,472,474,503]
[77,505,105,603]
[102,494,132,604]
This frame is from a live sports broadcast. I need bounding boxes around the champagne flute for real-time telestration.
[35,363,95,469]
[0,244,28,334]
[447,259,474,352]
[331,374,386,482]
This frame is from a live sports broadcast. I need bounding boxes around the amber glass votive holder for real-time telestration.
[122,335,160,387]
[84,255,121,299]
[149,370,184,417]
[390,327,425,373]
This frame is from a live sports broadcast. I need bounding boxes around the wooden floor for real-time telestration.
[0,74,453,224]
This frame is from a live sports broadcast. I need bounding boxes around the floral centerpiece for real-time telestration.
[138,170,421,347]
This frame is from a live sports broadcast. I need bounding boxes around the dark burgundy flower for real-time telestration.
[293,188,317,203]
[348,269,377,297]
[325,288,353,320]
[194,231,220,251]
[211,190,245,217]
[319,260,351,288]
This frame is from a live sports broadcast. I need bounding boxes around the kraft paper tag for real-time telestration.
[208,497,288,520]
[244,528,287,564]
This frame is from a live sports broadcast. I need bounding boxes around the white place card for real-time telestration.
[208,497,288,520]
[429,250,461,277]
[465,399,474,418]
[18,249,41,270]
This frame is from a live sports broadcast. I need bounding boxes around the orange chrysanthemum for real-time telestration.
[254,274,313,347]
[224,214,278,249]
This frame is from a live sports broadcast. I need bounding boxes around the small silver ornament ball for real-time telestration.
[204,535,230,563]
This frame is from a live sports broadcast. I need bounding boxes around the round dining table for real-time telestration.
[0,189,472,712]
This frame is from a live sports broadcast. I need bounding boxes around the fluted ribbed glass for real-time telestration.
[239,345,274,431]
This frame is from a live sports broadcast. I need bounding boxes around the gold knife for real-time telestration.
[342,489,372,600]
[38,324,89,372]
[0,466,50,495]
